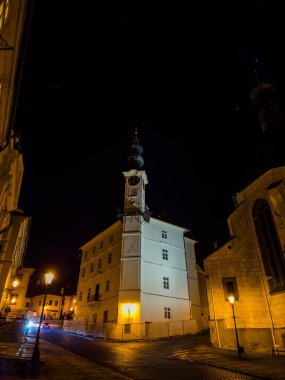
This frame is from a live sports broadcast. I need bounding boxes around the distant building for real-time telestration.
[0,0,33,319]
[72,130,202,340]
[204,69,285,354]
[29,293,76,320]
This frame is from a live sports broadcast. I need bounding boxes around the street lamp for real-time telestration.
[31,272,53,370]
[228,295,242,359]
[1,279,19,316]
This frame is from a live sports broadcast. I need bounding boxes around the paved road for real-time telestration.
[38,330,260,379]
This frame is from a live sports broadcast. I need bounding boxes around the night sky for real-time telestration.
[14,1,285,295]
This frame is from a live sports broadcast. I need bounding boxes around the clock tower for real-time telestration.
[118,129,150,325]
[122,129,150,221]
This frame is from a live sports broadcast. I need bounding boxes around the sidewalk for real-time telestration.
[0,334,285,379]
[0,337,131,379]
[185,343,285,380]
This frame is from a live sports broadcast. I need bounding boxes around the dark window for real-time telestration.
[162,249,168,260]
[95,284,100,301]
[253,199,285,293]
[109,234,114,243]
[222,277,239,301]
[162,230,167,239]
[48,300,52,306]
[87,288,91,302]
[108,253,112,264]
[103,310,108,323]
[55,301,58,306]
[163,277,169,289]
[164,307,171,319]
[129,187,137,196]
[25,302,30,308]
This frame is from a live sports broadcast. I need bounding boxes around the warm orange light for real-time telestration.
[228,296,235,304]
[73,299,76,303]
[12,280,19,288]
[122,303,137,315]
[11,297,16,304]
[45,273,53,285]
[70,307,74,311]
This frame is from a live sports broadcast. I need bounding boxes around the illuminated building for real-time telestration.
[203,68,285,354]
[73,130,202,339]
[0,0,34,318]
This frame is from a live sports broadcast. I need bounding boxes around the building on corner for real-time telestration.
[70,130,203,340]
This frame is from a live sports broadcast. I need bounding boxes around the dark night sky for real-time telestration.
[14,1,285,295]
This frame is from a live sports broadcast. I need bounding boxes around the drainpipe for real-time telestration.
[196,266,221,348]
[242,195,277,348]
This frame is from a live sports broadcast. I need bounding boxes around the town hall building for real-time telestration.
[69,131,202,340]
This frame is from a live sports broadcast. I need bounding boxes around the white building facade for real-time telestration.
[71,131,202,339]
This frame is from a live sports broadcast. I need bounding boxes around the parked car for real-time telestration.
[41,321,51,329]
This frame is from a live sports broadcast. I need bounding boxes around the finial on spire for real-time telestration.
[133,127,139,144]
[128,128,144,170]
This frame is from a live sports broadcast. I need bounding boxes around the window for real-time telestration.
[48,300,53,306]
[98,259,102,270]
[55,301,58,306]
[164,307,171,319]
[90,263,94,273]
[222,277,239,301]
[100,241,103,249]
[103,310,108,323]
[109,234,114,243]
[82,268,85,277]
[162,249,168,260]
[108,253,112,264]
[162,230,167,239]
[93,313,97,322]
[163,277,169,289]
[39,300,41,306]
[253,199,285,293]
[25,302,30,308]
[79,292,82,301]
[106,280,110,292]
[4,0,9,22]
[95,284,100,301]
[129,187,138,196]
[87,288,91,302]
[84,251,87,260]
[92,246,96,253]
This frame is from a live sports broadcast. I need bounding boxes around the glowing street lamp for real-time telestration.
[31,272,54,371]
[1,278,19,315]
[228,295,242,359]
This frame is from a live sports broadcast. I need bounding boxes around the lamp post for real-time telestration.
[31,273,53,369]
[228,295,242,359]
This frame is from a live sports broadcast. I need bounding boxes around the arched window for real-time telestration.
[253,199,285,293]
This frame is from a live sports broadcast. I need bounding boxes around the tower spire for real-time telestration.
[128,128,144,170]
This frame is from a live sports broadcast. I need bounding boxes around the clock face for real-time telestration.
[128,175,140,186]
